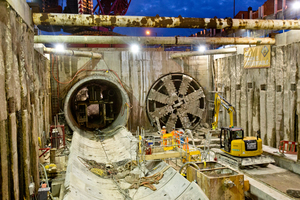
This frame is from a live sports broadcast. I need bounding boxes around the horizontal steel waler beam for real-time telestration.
[170,47,237,58]
[34,35,275,45]
[33,13,300,30]
[43,47,102,58]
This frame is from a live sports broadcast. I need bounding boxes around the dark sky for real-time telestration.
[114,0,266,36]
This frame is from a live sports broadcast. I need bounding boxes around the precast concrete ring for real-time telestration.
[64,75,130,135]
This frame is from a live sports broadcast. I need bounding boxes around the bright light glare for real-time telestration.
[198,46,206,52]
[146,30,150,35]
[130,44,140,53]
[55,44,65,52]
[294,1,300,9]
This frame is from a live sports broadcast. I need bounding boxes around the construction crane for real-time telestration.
[212,92,274,168]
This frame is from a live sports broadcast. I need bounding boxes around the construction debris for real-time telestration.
[77,156,119,178]
[287,189,300,198]
[128,166,171,191]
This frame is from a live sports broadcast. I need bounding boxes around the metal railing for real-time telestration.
[137,129,194,162]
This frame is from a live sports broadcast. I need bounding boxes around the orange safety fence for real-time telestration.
[161,133,175,151]
[278,140,298,155]
[183,137,189,150]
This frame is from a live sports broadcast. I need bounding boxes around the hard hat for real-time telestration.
[162,126,166,129]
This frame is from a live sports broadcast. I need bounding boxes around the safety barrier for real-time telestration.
[278,140,298,155]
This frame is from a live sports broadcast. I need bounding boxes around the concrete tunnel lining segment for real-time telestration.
[64,75,130,135]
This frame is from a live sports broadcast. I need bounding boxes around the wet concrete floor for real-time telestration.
[243,164,300,199]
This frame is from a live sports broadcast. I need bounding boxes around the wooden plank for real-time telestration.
[198,167,228,172]
[151,147,164,153]
[144,151,183,160]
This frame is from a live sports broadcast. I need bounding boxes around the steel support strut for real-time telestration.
[33,13,300,30]
[34,36,275,45]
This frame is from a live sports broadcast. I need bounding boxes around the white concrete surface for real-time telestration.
[64,130,208,199]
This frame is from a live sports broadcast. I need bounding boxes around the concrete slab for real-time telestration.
[263,145,300,175]
[246,175,292,200]
[244,167,300,197]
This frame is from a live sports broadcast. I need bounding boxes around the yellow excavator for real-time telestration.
[212,93,274,168]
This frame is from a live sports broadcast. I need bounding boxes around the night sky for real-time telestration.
[114,0,266,36]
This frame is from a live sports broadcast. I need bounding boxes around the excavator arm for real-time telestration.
[211,93,236,130]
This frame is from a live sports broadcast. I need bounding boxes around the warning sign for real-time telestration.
[244,45,271,69]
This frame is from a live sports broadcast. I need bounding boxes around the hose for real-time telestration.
[39,163,55,200]
[179,162,200,174]
[39,163,49,187]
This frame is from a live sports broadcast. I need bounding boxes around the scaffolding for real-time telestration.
[137,128,201,164]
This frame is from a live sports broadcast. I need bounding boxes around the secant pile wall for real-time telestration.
[0,2,51,199]
[53,51,211,132]
[214,41,300,147]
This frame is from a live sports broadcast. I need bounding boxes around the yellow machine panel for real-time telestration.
[227,137,263,157]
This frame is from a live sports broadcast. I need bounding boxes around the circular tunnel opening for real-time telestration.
[64,75,129,134]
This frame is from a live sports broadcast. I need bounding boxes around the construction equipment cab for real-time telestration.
[220,127,263,157]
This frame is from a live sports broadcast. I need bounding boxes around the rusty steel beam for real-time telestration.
[171,48,237,58]
[33,13,300,30]
[43,47,102,58]
[34,35,275,45]
[176,37,275,45]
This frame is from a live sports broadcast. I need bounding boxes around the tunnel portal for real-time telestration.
[64,75,130,134]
